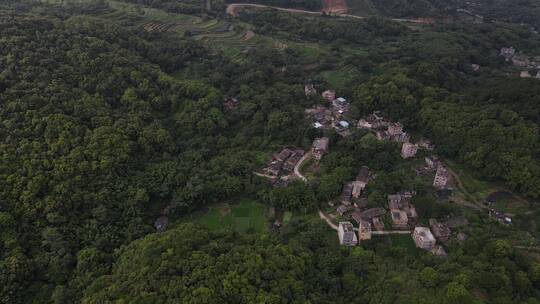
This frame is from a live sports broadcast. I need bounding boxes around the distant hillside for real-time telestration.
[347,0,540,29]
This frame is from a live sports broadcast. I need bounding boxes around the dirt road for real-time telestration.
[227,3,322,17]
[226,3,430,24]
[318,210,339,231]
[294,152,310,182]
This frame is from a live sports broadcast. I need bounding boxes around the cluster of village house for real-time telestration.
[256,85,473,256]
[334,167,452,256]
[261,148,305,187]
[500,47,540,79]
[305,85,352,137]
[304,85,460,255]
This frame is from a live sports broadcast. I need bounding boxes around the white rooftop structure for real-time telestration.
[339,121,349,128]
[314,122,323,129]
[336,97,347,103]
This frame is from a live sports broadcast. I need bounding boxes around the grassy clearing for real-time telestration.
[389,234,418,255]
[445,159,533,214]
[320,66,360,91]
[197,199,268,233]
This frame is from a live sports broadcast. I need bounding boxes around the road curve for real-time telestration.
[318,210,339,231]
[294,151,310,182]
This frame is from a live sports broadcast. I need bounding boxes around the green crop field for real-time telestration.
[197,199,268,233]
[389,234,418,255]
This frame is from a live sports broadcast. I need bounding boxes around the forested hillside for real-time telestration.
[2,0,540,303]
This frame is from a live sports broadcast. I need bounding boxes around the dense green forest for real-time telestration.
[1,0,540,303]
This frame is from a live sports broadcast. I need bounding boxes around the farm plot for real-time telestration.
[197,199,269,233]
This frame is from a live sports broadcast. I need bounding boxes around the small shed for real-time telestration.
[154,216,169,232]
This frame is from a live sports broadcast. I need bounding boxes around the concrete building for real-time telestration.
[412,227,436,250]
[338,222,358,246]
[413,227,436,250]
[391,209,408,229]
[500,47,516,58]
[312,137,329,160]
[433,165,449,189]
[358,219,372,240]
[401,143,418,159]
[387,123,403,136]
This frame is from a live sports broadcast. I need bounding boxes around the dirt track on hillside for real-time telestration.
[226,3,433,24]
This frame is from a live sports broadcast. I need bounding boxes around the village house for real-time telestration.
[350,181,364,199]
[275,148,293,162]
[433,165,450,189]
[358,219,372,240]
[388,192,418,226]
[306,106,333,128]
[305,84,317,97]
[430,245,448,257]
[264,160,283,177]
[429,219,451,244]
[376,130,389,141]
[337,205,349,216]
[387,123,403,136]
[282,149,305,172]
[351,166,372,198]
[417,138,435,150]
[361,208,386,220]
[500,47,516,59]
[521,71,532,78]
[513,56,530,68]
[391,209,408,229]
[312,137,329,160]
[401,143,418,159]
[413,227,436,250]
[425,155,440,170]
[354,197,369,209]
[341,182,354,205]
[357,118,372,129]
[154,216,169,232]
[322,90,336,102]
[471,64,480,71]
[224,97,239,110]
[351,210,363,224]
[372,217,384,231]
[338,222,358,246]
